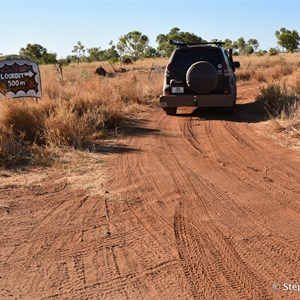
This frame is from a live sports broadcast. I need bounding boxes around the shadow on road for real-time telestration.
[177,100,265,124]
[91,120,162,154]
[92,143,139,154]
[94,100,265,155]
[122,123,161,137]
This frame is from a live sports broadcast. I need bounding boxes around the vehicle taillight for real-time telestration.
[224,90,230,95]
[164,87,171,95]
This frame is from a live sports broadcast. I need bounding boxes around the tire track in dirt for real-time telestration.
[1,96,300,299]
[210,117,297,197]
[1,176,187,299]
[104,106,300,299]
[152,113,270,299]
[109,111,270,297]
[104,116,195,299]
[172,109,300,299]
[214,121,300,209]
[181,115,300,235]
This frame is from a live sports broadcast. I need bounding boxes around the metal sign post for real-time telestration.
[0,59,42,99]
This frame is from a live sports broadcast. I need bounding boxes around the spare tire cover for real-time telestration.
[186,61,218,94]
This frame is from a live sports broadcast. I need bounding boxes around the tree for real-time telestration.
[275,28,300,53]
[41,52,57,64]
[87,44,119,62]
[269,47,279,56]
[156,27,206,57]
[19,43,57,64]
[234,37,246,53]
[248,39,259,51]
[104,43,119,61]
[117,31,149,60]
[72,41,86,63]
[144,46,160,58]
[223,39,235,50]
[233,37,259,55]
[88,47,103,62]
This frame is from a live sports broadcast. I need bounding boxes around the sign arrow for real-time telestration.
[24,70,34,78]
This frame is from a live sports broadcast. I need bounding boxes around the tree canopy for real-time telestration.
[6,26,299,65]
[275,28,300,53]
[117,31,149,60]
[88,44,119,62]
[72,41,86,63]
[19,43,57,64]
[156,27,206,57]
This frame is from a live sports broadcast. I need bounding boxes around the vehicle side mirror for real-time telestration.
[232,61,240,68]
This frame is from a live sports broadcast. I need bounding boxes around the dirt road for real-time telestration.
[1,87,300,299]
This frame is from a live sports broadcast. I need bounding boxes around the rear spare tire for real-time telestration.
[186,61,218,94]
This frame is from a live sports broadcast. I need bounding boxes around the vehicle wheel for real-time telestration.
[186,61,218,94]
[164,107,177,115]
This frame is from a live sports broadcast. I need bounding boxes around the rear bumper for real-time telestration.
[160,94,236,108]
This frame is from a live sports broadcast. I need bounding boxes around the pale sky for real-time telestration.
[1,0,300,58]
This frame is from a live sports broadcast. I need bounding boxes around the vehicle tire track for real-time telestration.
[1,96,300,299]
[154,110,298,299]
[139,113,263,299]
[182,117,300,214]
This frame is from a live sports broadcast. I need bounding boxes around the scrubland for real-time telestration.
[0,54,299,167]
[0,60,164,167]
[236,53,300,140]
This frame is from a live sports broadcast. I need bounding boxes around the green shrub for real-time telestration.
[269,48,279,56]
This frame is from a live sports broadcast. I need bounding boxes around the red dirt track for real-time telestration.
[1,88,300,299]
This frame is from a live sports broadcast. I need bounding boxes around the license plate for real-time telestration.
[172,87,184,93]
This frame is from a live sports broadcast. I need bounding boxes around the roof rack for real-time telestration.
[170,40,224,47]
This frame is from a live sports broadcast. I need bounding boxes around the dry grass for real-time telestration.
[1,54,300,168]
[256,83,299,118]
[0,59,165,167]
[235,53,300,139]
[235,53,300,83]
[250,53,300,138]
[0,127,29,167]
[0,99,55,144]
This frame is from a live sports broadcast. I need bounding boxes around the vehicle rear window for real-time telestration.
[171,47,222,70]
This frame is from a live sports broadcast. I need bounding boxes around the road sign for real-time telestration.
[0,59,42,99]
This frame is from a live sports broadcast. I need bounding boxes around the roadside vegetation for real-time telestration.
[1,26,299,64]
[235,53,300,138]
[0,25,300,167]
[0,60,163,167]
[1,54,299,168]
